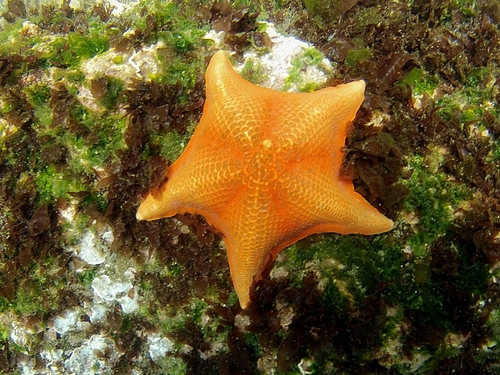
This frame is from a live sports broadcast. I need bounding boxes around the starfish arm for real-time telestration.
[219,188,283,309]
[135,139,243,222]
[205,51,269,151]
[280,165,393,235]
[273,81,365,174]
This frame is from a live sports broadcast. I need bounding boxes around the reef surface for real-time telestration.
[0,0,499,374]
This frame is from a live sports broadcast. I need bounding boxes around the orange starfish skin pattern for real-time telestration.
[136,51,394,309]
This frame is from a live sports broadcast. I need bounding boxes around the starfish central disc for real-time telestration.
[243,139,278,190]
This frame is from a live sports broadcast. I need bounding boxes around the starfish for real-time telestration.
[136,51,394,309]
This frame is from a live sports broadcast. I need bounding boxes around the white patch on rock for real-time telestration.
[50,307,92,337]
[106,0,143,16]
[59,204,77,222]
[205,22,333,92]
[239,23,332,91]
[40,349,64,374]
[64,334,120,375]
[203,29,225,45]
[81,40,166,84]
[148,333,174,362]
[91,268,139,313]
[10,321,32,347]
[66,0,142,15]
[16,355,38,375]
[53,309,80,334]
[128,42,165,79]
[89,304,108,324]
[20,21,41,37]
[73,228,113,265]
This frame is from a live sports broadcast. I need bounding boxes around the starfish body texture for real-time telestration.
[136,51,394,308]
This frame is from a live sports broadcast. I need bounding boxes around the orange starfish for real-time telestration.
[136,51,393,309]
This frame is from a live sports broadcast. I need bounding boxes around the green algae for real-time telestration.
[0,19,37,56]
[303,0,347,26]
[122,0,208,100]
[436,67,497,130]
[149,356,187,375]
[283,233,402,304]
[240,57,268,85]
[40,32,109,67]
[157,56,204,104]
[402,152,470,259]
[34,164,87,204]
[320,278,349,318]
[0,297,10,314]
[490,141,500,163]
[23,84,51,107]
[79,115,128,166]
[0,324,8,343]
[450,0,478,17]
[90,76,124,110]
[344,37,371,67]
[398,67,439,98]
[171,28,205,53]
[283,47,329,92]
[77,269,97,287]
[11,263,65,317]
[30,108,127,205]
[485,305,500,348]
[302,47,325,66]
[355,6,385,28]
